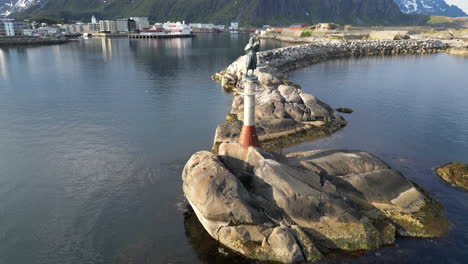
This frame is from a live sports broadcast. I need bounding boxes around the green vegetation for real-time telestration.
[15,0,433,27]
[301,30,313,37]
[427,16,468,28]
[27,16,67,24]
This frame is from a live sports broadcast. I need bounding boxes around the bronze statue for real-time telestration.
[244,36,260,77]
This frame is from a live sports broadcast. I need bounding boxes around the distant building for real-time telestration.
[35,27,63,36]
[289,23,307,30]
[0,19,24,36]
[99,20,117,33]
[63,24,86,33]
[229,21,239,31]
[115,19,137,33]
[130,17,150,30]
[88,23,100,32]
[128,19,137,32]
[91,15,97,24]
[116,19,130,32]
[189,23,225,32]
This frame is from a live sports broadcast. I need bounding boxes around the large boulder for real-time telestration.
[436,162,468,189]
[182,144,448,263]
[182,150,322,263]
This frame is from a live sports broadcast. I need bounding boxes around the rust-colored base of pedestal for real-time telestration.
[238,125,260,148]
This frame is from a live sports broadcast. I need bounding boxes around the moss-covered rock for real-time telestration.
[183,144,448,263]
[436,162,468,189]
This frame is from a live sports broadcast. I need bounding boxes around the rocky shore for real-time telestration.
[183,143,448,263]
[212,39,448,151]
[181,39,451,263]
[0,36,72,46]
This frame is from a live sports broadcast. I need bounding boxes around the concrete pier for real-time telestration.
[128,34,194,39]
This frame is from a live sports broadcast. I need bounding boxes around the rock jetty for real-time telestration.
[212,39,447,151]
[0,36,72,46]
[436,162,468,189]
[182,143,448,263]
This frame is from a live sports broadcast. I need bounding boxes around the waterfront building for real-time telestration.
[115,19,137,33]
[63,24,86,33]
[229,21,239,33]
[88,23,100,32]
[189,23,225,32]
[36,27,63,36]
[130,17,150,30]
[99,20,117,33]
[91,15,97,24]
[116,19,130,32]
[0,19,24,36]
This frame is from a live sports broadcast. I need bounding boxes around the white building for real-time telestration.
[99,20,117,33]
[229,21,239,31]
[91,15,97,24]
[0,19,23,36]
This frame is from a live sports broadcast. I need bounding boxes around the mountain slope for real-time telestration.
[7,0,428,26]
[394,0,467,17]
[0,0,38,17]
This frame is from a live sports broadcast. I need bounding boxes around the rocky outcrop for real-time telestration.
[213,84,347,151]
[213,39,447,151]
[436,162,468,189]
[182,143,448,263]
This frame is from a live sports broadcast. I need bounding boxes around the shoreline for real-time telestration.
[212,39,449,152]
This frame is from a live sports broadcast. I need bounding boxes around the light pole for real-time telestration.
[238,76,260,148]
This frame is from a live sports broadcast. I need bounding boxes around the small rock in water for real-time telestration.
[436,162,468,189]
[218,247,228,256]
[336,107,354,114]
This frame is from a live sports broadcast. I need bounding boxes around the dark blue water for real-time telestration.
[0,37,467,264]
[286,53,468,263]
[0,35,285,264]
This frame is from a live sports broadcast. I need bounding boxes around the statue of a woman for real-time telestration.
[244,37,260,77]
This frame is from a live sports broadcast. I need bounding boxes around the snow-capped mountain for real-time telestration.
[394,0,467,17]
[0,0,40,17]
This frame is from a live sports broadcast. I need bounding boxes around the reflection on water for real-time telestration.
[0,48,7,80]
[5,36,466,264]
[101,38,113,61]
[0,34,287,264]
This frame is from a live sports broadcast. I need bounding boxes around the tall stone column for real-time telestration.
[238,78,260,148]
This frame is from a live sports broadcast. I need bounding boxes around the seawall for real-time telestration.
[0,37,72,47]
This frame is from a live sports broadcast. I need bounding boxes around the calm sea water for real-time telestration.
[0,36,467,264]
[286,54,468,263]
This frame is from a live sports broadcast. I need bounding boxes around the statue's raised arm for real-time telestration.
[244,37,260,77]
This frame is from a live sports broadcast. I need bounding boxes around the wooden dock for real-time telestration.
[128,34,194,39]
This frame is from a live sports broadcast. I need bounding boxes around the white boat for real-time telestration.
[162,21,192,35]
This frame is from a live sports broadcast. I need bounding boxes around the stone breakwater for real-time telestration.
[0,37,72,46]
[212,39,447,151]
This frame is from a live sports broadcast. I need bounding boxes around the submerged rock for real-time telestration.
[336,107,354,114]
[436,162,468,189]
[182,143,448,263]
